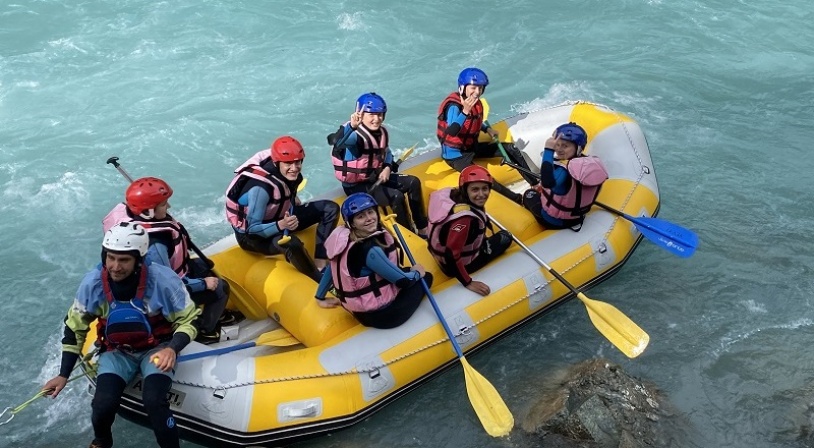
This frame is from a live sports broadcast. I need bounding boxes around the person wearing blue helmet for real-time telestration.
[522,122,609,229]
[314,193,433,329]
[436,67,538,203]
[328,92,429,238]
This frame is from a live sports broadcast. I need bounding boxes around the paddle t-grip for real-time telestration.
[106,156,135,183]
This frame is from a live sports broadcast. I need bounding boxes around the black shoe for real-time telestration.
[89,440,110,448]
[217,310,243,326]
[195,330,221,345]
[513,192,523,204]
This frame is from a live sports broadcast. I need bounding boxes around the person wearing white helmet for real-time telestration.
[42,222,199,448]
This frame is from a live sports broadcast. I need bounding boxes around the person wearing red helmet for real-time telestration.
[437,67,538,203]
[102,177,232,345]
[327,92,429,238]
[226,135,339,281]
[426,165,513,296]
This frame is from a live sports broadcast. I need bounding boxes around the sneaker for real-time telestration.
[217,309,243,326]
[195,330,221,345]
[89,440,110,448]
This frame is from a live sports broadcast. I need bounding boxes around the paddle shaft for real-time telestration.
[489,217,579,294]
[106,157,215,268]
[388,222,465,358]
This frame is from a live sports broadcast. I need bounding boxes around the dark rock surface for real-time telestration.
[519,359,696,448]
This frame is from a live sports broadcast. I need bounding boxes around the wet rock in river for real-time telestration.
[520,358,694,448]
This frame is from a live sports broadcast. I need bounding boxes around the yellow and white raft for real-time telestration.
[82,101,658,447]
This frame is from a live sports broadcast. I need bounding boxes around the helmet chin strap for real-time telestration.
[139,209,156,220]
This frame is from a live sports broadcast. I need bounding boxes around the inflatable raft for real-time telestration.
[82,101,659,447]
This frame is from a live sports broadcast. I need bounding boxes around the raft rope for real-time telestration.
[0,350,98,426]
[172,285,551,391]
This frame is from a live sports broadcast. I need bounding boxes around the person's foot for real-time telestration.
[195,329,221,345]
[89,439,111,448]
[512,192,523,204]
[217,309,243,326]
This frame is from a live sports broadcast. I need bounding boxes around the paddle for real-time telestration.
[367,143,418,195]
[278,178,308,246]
[498,159,699,257]
[381,214,514,437]
[489,216,650,358]
[177,328,300,362]
[479,98,512,162]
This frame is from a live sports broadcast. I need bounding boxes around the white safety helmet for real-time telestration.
[102,222,149,257]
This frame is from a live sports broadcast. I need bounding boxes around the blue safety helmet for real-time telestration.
[341,192,379,224]
[356,92,387,114]
[458,67,489,91]
[554,122,589,155]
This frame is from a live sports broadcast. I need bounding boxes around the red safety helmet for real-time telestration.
[459,165,493,189]
[271,136,306,163]
[125,177,173,216]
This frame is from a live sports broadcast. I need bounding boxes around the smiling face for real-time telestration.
[361,112,384,130]
[465,182,491,208]
[350,208,379,235]
[278,160,303,181]
[105,251,137,282]
[553,138,579,160]
[462,84,484,99]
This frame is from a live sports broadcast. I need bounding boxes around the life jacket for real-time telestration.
[540,156,609,221]
[427,188,488,267]
[234,149,271,173]
[225,164,293,231]
[436,92,484,151]
[102,203,191,277]
[325,227,401,313]
[332,123,389,184]
[96,265,174,352]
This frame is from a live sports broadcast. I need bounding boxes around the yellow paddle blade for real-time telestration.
[577,293,650,358]
[398,143,416,163]
[461,356,514,437]
[256,328,301,347]
[482,97,490,122]
[298,178,307,192]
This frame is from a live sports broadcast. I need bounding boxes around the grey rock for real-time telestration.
[521,359,695,448]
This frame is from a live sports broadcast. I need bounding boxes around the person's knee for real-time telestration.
[141,374,172,412]
[323,201,340,223]
[91,374,126,416]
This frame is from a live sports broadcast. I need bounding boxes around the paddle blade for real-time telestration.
[461,356,514,437]
[577,293,650,358]
[257,328,301,347]
[631,215,698,258]
[297,178,307,192]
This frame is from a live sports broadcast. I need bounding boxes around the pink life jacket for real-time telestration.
[325,227,400,313]
[332,123,389,184]
[541,156,609,221]
[234,149,271,173]
[224,164,292,232]
[426,188,487,267]
[102,203,190,277]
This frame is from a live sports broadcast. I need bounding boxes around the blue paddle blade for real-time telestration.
[629,215,698,258]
